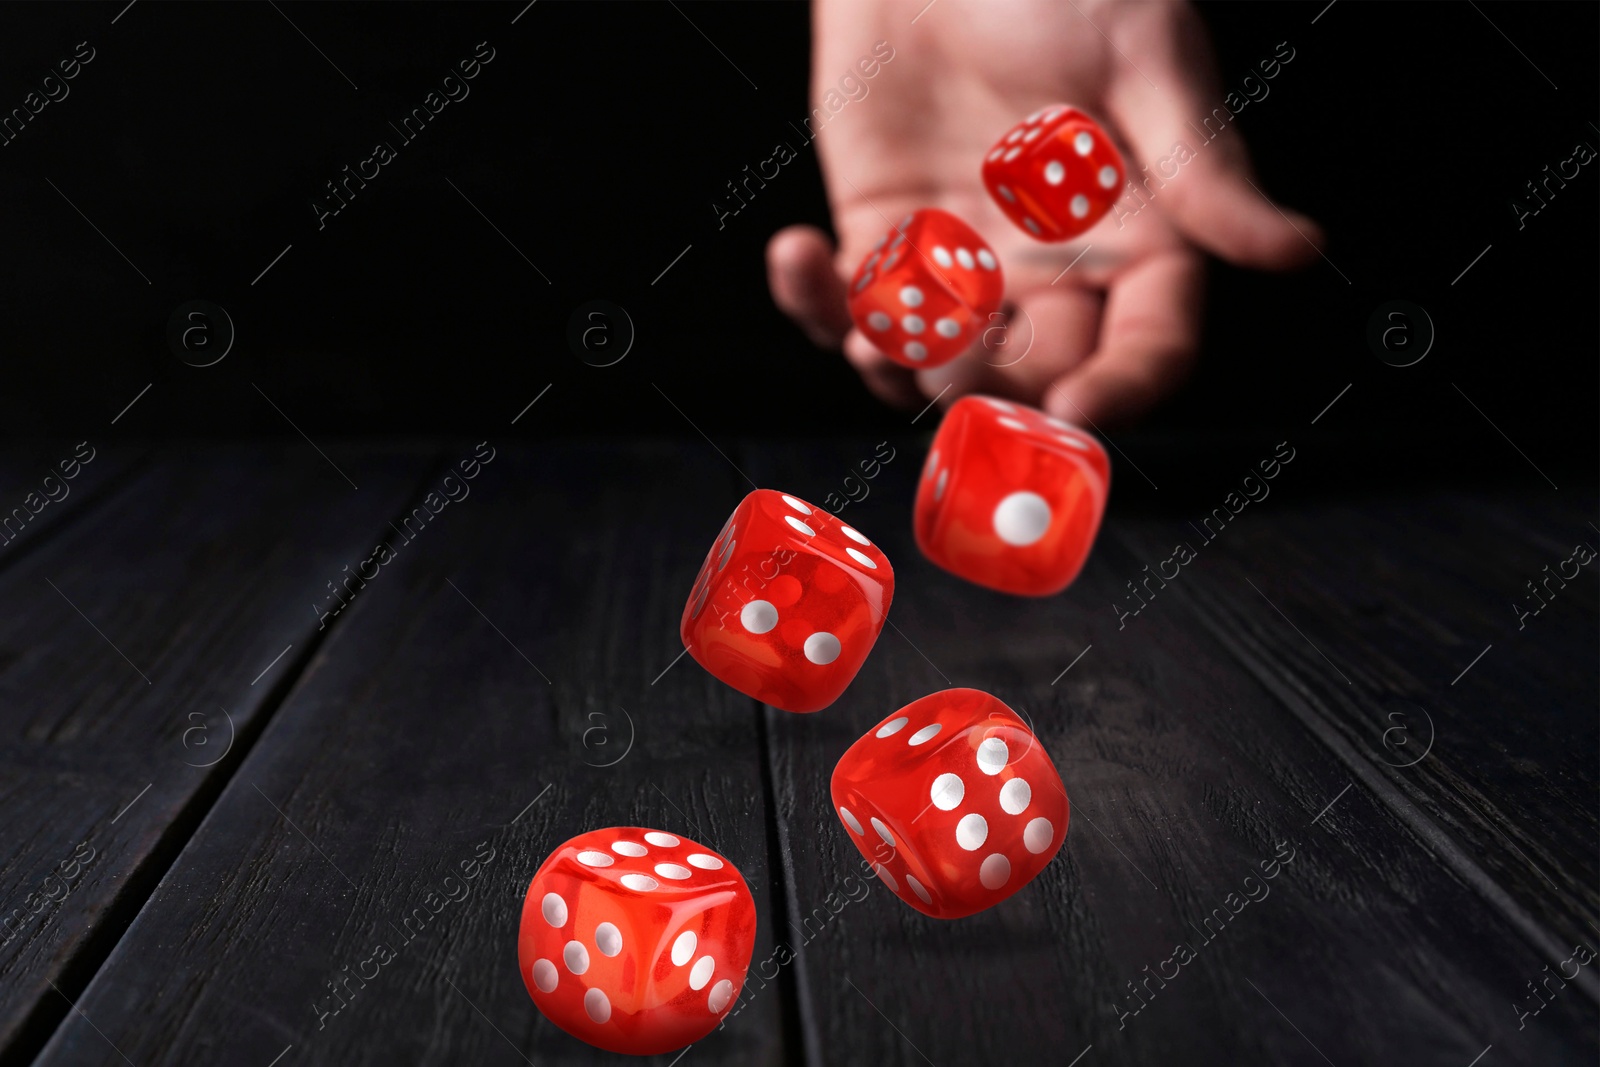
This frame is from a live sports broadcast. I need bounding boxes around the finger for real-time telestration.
[767,224,855,347]
[843,329,926,409]
[771,224,920,408]
[981,288,1103,398]
[909,288,1103,406]
[1102,5,1323,270]
[1044,250,1203,429]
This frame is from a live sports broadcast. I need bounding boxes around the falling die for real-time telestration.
[519,827,756,1055]
[681,489,893,713]
[831,688,1070,919]
[916,396,1110,596]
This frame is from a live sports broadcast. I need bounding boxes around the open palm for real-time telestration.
[768,0,1322,427]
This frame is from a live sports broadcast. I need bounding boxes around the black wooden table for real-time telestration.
[0,438,1594,1067]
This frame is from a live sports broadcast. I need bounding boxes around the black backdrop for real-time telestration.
[1,1,1595,480]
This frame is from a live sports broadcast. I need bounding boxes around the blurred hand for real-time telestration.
[768,0,1322,428]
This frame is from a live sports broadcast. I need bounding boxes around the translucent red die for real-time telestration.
[518,827,756,1056]
[982,104,1125,241]
[847,208,1004,370]
[830,688,1069,919]
[681,489,893,713]
[914,395,1110,596]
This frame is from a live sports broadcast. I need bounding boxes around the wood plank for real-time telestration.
[0,442,144,565]
[32,443,793,1066]
[747,438,1595,1067]
[1110,482,1600,953]
[0,443,436,1067]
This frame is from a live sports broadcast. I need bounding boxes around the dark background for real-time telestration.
[0,0,1594,485]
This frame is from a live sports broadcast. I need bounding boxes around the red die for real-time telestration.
[518,827,756,1056]
[831,688,1069,919]
[682,489,893,713]
[915,395,1110,596]
[982,104,1125,241]
[847,208,1004,370]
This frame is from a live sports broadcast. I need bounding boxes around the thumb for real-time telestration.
[1103,5,1323,270]
[766,224,855,348]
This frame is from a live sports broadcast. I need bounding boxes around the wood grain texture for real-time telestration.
[746,439,1597,1067]
[0,443,144,565]
[1109,484,1600,959]
[5,438,1595,1067]
[31,443,792,1067]
[0,443,436,1066]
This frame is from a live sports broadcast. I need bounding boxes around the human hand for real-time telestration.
[767,0,1323,428]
